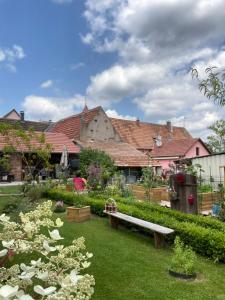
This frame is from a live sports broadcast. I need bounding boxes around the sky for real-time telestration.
[1,0,225,139]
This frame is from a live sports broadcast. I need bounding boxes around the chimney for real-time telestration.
[136,118,140,126]
[20,111,25,121]
[166,121,173,133]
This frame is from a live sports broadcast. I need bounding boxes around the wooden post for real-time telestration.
[154,232,165,248]
[109,215,119,229]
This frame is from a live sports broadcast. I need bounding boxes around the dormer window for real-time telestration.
[196,147,199,156]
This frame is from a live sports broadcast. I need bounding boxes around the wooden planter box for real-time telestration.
[66,206,91,222]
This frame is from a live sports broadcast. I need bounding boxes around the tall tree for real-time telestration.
[207,120,225,153]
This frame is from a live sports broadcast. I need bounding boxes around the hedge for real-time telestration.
[113,196,225,232]
[44,189,225,261]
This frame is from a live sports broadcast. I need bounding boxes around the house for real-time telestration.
[0,110,80,181]
[1,106,210,181]
[51,106,150,181]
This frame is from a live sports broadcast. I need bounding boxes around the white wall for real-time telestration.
[192,154,225,188]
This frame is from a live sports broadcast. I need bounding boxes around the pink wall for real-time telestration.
[185,140,210,158]
[156,159,175,170]
[154,141,210,171]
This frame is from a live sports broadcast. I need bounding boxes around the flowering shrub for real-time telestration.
[0,201,95,299]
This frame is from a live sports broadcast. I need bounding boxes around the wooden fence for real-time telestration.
[130,184,221,212]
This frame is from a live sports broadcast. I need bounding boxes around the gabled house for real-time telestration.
[51,106,150,180]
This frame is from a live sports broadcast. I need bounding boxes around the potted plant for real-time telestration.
[66,178,74,192]
[66,195,90,222]
[105,198,117,213]
[168,236,197,279]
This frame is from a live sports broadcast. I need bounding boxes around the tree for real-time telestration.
[206,120,225,153]
[192,66,225,106]
[0,122,52,180]
[79,148,116,181]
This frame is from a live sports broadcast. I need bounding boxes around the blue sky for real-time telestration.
[1,0,225,138]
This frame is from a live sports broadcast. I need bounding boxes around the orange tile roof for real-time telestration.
[151,138,208,157]
[77,140,155,167]
[0,132,80,154]
[51,106,102,139]
[110,118,192,150]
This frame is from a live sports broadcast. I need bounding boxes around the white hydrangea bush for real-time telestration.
[0,200,95,299]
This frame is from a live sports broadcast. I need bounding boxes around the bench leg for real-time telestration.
[154,232,165,248]
[109,215,119,229]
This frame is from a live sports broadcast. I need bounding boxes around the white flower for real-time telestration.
[48,229,64,241]
[55,218,63,227]
[86,252,93,259]
[18,295,34,300]
[70,270,83,285]
[55,245,64,251]
[0,214,10,222]
[31,258,42,267]
[34,285,56,296]
[37,271,49,281]
[19,272,35,280]
[82,261,91,269]
[20,263,35,273]
[43,241,56,253]
[2,240,14,249]
[0,249,8,257]
[0,285,19,298]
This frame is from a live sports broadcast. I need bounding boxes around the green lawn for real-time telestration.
[0,185,22,194]
[59,214,225,300]
[1,186,225,300]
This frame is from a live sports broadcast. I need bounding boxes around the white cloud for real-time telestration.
[22,95,84,121]
[51,0,73,4]
[83,0,225,138]
[106,109,136,120]
[0,44,25,73]
[40,80,53,89]
[87,63,165,104]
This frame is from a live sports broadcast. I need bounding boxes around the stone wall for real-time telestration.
[10,154,22,181]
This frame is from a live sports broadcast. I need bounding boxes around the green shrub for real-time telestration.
[44,188,225,261]
[169,236,197,275]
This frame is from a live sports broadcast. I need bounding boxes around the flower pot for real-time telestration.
[168,269,196,280]
[66,206,91,222]
[66,185,73,192]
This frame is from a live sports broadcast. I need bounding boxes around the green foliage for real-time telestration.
[198,184,212,193]
[45,188,225,261]
[170,236,197,275]
[207,119,225,153]
[79,148,116,179]
[142,166,155,200]
[0,155,11,173]
[192,66,225,106]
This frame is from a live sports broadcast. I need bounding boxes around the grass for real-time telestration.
[0,185,22,194]
[58,214,225,300]
[1,185,225,299]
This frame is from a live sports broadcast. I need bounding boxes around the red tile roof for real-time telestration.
[110,118,192,150]
[77,140,155,167]
[0,132,80,154]
[51,106,102,139]
[151,138,207,157]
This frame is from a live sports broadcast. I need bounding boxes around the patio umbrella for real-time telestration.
[60,145,68,170]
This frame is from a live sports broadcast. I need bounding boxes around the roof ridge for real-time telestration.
[110,117,187,129]
[55,106,102,124]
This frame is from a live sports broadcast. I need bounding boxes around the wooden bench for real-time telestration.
[104,211,174,248]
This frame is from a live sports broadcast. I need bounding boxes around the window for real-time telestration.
[196,147,199,156]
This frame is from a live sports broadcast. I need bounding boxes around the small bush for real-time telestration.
[170,236,197,275]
